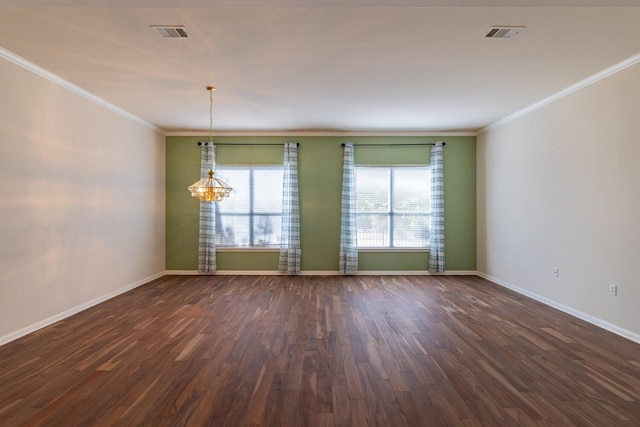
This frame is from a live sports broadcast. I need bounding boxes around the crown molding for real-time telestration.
[0,47,164,135]
[165,130,477,137]
[480,52,640,134]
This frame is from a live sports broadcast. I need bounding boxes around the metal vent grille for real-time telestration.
[151,26,189,38]
[485,26,524,39]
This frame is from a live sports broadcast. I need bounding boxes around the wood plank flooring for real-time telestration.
[1,275,640,426]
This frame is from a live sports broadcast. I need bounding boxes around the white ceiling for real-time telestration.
[1,1,639,133]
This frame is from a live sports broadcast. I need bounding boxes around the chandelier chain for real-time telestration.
[187,85,232,202]
[208,86,214,144]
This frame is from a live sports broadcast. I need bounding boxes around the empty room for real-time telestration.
[1,1,639,425]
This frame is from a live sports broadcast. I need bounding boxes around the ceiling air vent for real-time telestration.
[151,26,189,38]
[485,26,524,39]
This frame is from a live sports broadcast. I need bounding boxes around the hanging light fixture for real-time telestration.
[188,86,232,202]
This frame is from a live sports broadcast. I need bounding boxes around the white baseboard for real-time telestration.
[166,270,282,275]
[0,271,165,347]
[165,270,478,276]
[165,270,208,275]
[356,270,476,275]
[477,272,640,345]
[5,270,636,349]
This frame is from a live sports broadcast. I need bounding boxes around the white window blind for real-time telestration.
[355,166,431,248]
[215,166,283,247]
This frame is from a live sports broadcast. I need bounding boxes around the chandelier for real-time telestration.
[188,86,232,202]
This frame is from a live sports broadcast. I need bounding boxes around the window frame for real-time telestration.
[215,165,283,249]
[355,165,431,250]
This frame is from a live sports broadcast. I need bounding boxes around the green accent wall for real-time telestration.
[166,135,476,272]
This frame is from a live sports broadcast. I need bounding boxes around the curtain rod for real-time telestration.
[341,142,445,147]
[198,142,299,146]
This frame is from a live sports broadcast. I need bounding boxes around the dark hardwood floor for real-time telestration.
[1,275,640,426]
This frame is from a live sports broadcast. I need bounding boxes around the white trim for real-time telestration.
[5,269,636,349]
[0,271,165,347]
[165,131,477,137]
[434,270,477,276]
[480,52,640,133]
[165,270,477,276]
[356,270,477,275]
[164,270,341,276]
[358,248,429,253]
[164,270,203,275]
[0,47,164,135]
[216,248,280,253]
[477,272,640,345]
[166,270,282,275]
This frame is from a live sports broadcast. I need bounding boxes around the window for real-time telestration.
[355,166,431,248]
[215,166,283,248]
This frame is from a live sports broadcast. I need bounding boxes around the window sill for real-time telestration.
[358,248,429,253]
[216,247,280,252]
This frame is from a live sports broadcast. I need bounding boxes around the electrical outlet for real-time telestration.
[609,284,617,296]
[553,267,559,278]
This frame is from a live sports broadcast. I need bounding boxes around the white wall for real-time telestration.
[477,60,640,340]
[0,53,166,343]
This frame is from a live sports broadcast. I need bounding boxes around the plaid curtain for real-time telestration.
[339,143,358,274]
[198,143,216,274]
[429,141,445,273]
[278,142,301,274]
